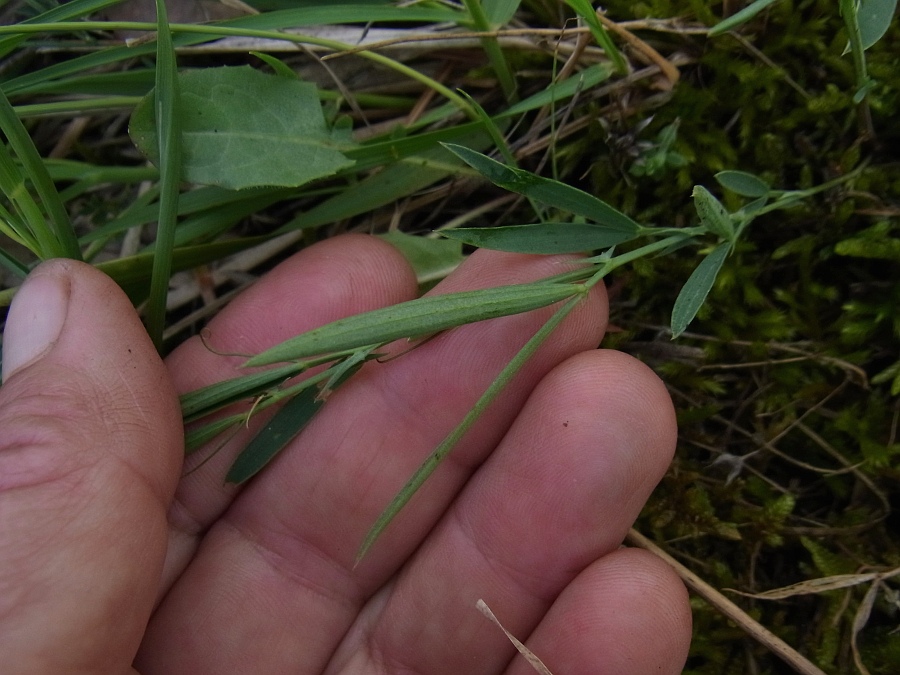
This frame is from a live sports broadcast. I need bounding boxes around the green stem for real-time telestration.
[356,288,586,562]
[13,96,143,119]
[0,22,478,120]
[839,0,875,138]
[461,0,517,101]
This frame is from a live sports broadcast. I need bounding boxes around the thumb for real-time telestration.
[0,260,182,673]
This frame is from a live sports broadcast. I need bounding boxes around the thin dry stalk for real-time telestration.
[626,528,828,675]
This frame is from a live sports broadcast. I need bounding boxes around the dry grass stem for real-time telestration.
[626,528,828,675]
[476,599,554,675]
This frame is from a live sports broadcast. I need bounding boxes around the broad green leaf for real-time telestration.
[244,281,581,367]
[379,231,464,285]
[442,222,636,254]
[225,385,322,484]
[715,170,770,198]
[692,186,735,242]
[857,0,898,49]
[708,0,781,35]
[443,144,641,234]
[130,66,354,190]
[671,242,730,338]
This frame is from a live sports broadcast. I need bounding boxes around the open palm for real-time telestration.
[0,235,690,674]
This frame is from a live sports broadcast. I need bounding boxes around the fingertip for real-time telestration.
[512,547,692,675]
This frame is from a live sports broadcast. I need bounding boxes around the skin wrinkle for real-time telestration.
[221,515,362,615]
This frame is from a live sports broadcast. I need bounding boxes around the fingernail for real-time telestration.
[2,270,71,380]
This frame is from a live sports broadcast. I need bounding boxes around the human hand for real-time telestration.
[0,234,691,674]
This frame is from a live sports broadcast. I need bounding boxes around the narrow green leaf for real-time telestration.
[715,170,770,198]
[708,0,782,36]
[180,362,306,422]
[0,0,122,59]
[225,385,322,484]
[692,186,735,242]
[130,66,355,190]
[250,52,298,79]
[563,0,627,73]
[278,143,478,233]
[442,222,637,254]
[0,246,29,279]
[671,242,731,338]
[0,90,79,260]
[144,0,181,350]
[225,358,367,484]
[185,416,243,454]
[442,144,641,234]
[244,282,581,367]
[500,64,611,117]
[462,0,517,100]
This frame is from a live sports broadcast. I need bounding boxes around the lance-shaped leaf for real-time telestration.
[443,143,641,235]
[225,358,368,484]
[671,242,731,338]
[244,281,582,367]
[225,384,322,484]
[442,222,637,254]
[708,0,781,36]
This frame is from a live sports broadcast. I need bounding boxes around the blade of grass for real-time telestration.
[0,143,52,256]
[144,0,181,349]
[564,0,627,74]
[462,0,517,101]
[707,0,782,36]
[0,0,123,59]
[0,89,80,260]
[0,245,29,279]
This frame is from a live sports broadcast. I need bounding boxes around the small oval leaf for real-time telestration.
[671,242,731,338]
[858,0,898,50]
[715,170,770,198]
[442,222,636,254]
